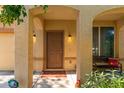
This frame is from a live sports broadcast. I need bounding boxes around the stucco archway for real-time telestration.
[92,6,124,71]
[29,5,79,88]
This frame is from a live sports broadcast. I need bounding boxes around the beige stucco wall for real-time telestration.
[93,21,116,27]
[0,32,15,70]
[45,20,77,70]
[33,16,44,71]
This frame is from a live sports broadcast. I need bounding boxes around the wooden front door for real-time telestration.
[46,31,64,69]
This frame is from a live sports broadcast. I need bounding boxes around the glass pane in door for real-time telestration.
[100,27,114,57]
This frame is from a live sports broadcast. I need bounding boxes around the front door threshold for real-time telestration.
[43,69,65,71]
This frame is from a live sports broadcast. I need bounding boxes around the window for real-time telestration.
[93,27,114,57]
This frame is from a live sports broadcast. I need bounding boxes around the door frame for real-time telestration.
[44,30,64,69]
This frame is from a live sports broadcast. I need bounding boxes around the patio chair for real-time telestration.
[93,56,122,73]
[108,58,122,73]
[93,56,109,71]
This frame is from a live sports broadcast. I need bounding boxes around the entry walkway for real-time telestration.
[33,71,76,88]
[0,71,76,88]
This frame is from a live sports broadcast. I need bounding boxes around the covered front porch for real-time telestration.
[92,7,124,72]
[14,5,124,88]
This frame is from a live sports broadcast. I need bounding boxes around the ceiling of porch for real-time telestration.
[32,5,78,20]
[94,8,124,21]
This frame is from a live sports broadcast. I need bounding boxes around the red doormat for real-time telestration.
[41,71,67,78]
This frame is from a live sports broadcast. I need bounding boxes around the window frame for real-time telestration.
[93,26,115,57]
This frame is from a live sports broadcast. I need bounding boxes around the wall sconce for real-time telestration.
[33,31,36,43]
[68,34,72,42]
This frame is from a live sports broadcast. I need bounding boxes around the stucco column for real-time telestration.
[119,28,124,70]
[116,19,124,70]
[76,11,93,83]
[15,6,33,88]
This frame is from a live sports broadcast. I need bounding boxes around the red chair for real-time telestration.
[108,58,122,72]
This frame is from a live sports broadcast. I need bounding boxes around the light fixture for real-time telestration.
[68,34,72,42]
[33,30,36,43]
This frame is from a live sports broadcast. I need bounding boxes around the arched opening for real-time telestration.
[92,7,124,72]
[29,5,79,88]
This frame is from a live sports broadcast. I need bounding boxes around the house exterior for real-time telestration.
[0,5,124,87]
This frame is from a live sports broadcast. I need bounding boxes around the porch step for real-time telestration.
[43,69,65,72]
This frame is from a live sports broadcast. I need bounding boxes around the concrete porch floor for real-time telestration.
[0,71,76,88]
[33,71,76,88]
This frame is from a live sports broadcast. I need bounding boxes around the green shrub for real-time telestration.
[81,70,124,88]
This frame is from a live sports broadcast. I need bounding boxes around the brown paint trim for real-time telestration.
[0,28,14,33]
[28,10,33,88]
[64,57,76,60]
[33,57,44,61]
[119,58,124,61]
[43,30,47,70]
